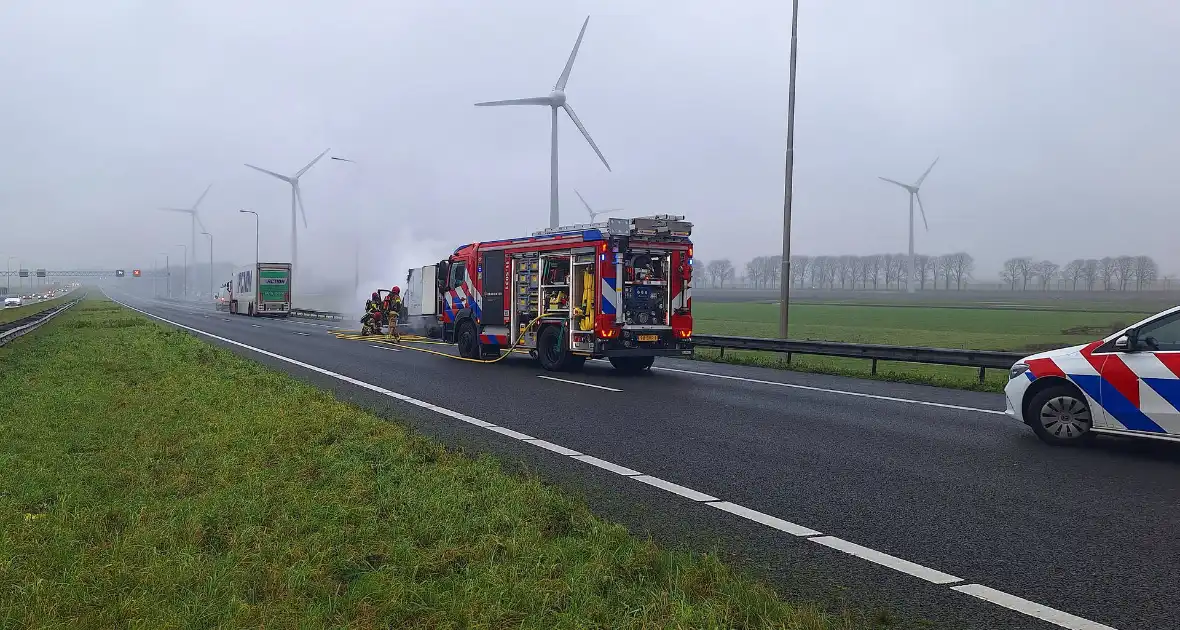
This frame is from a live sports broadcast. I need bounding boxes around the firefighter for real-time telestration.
[384,286,403,341]
[361,291,382,335]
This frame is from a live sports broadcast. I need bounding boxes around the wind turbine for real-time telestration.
[244,148,330,281]
[475,15,610,230]
[574,189,622,222]
[159,184,211,298]
[879,157,938,293]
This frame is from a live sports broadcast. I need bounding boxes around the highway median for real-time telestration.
[0,297,860,629]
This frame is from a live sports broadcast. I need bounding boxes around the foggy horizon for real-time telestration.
[3,1,1178,288]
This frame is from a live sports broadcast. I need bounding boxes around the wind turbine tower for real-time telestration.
[159,184,211,298]
[475,16,611,229]
[244,149,330,283]
[879,157,938,293]
[574,189,623,222]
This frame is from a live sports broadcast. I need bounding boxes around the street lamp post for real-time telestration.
[239,209,259,272]
[176,244,187,298]
[778,0,799,339]
[5,256,16,295]
[201,231,213,300]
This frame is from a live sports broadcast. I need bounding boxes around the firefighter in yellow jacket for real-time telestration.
[383,286,403,341]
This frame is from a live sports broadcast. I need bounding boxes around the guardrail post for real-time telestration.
[719,346,725,359]
[787,352,792,365]
[978,367,986,383]
[871,358,878,376]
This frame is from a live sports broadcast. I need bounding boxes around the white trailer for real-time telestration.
[229,262,292,317]
[401,264,440,337]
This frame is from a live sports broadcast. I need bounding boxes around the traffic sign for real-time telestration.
[18,269,28,278]
[132,269,141,277]
[35,269,46,278]
[115,269,125,278]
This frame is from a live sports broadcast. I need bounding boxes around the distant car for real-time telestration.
[1006,305,1180,446]
[4,297,22,307]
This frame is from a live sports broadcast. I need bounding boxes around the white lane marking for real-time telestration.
[536,375,622,392]
[709,501,821,537]
[222,318,231,322]
[523,439,582,456]
[653,365,1005,415]
[293,331,309,336]
[571,455,641,477]
[810,536,961,585]
[633,475,718,502]
[952,584,1117,630]
[251,324,261,328]
[486,425,535,440]
[370,344,401,352]
[106,293,1121,630]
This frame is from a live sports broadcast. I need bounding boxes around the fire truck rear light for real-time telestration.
[677,329,692,339]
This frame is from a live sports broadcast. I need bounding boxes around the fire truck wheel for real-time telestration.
[609,356,655,374]
[457,321,480,359]
[538,325,572,371]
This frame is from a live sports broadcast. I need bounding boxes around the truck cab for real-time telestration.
[433,215,694,373]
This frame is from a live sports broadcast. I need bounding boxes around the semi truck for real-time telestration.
[227,262,292,317]
[403,215,694,372]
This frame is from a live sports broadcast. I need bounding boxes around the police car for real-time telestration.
[1006,306,1180,445]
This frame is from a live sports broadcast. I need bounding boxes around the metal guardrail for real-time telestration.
[290,308,345,322]
[691,334,1026,382]
[0,296,84,347]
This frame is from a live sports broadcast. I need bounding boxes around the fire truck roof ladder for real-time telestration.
[531,215,691,239]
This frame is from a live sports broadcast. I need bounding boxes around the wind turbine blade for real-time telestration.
[562,103,610,171]
[194,213,208,233]
[158,207,193,214]
[245,163,291,182]
[191,183,212,211]
[915,192,929,231]
[878,176,914,192]
[555,15,590,91]
[296,148,331,178]
[574,189,593,212]
[915,156,939,187]
[294,182,308,229]
[474,96,554,107]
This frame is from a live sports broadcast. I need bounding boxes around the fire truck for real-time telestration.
[404,215,695,372]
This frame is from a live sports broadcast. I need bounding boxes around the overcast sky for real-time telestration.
[2,0,1178,287]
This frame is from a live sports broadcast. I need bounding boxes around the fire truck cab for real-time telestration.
[433,215,695,372]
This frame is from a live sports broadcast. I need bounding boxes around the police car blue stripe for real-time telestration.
[1072,374,1166,433]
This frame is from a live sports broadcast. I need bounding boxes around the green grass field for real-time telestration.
[0,298,861,629]
[690,301,1154,391]
[0,292,73,324]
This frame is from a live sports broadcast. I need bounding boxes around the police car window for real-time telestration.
[1138,314,1180,351]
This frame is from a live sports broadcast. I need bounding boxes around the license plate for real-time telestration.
[638,334,659,342]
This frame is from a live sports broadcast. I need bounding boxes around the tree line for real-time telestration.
[1002,256,1165,291]
[702,253,975,290]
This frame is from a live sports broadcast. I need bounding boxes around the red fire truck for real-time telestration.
[412,215,695,372]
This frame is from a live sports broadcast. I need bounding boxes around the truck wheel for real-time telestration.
[538,325,571,371]
[609,356,655,374]
[457,321,480,359]
[248,303,255,317]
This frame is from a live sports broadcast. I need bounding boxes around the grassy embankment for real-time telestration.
[0,292,74,325]
[691,301,1152,392]
[0,298,859,629]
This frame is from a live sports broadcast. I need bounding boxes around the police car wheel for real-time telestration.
[1028,384,1094,446]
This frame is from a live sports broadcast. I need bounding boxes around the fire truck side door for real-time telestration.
[481,250,506,325]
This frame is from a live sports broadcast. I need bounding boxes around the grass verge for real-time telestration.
[0,292,74,325]
[0,298,856,629]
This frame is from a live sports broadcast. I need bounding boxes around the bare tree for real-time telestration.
[1081,259,1098,291]
[1133,255,1158,291]
[745,258,762,288]
[809,256,828,289]
[849,256,866,290]
[790,255,810,288]
[868,254,885,290]
[1001,258,1021,291]
[912,254,929,290]
[1015,257,1033,291]
[1033,260,1059,290]
[937,255,953,290]
[1063,259,1084,291]
[1113,255,1134,291]
[950,252,973,290]
[1097,257,1114,291]
[885,254,905,289]
[714,259,735,288]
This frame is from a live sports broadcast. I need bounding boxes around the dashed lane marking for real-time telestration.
[536,375,621,392]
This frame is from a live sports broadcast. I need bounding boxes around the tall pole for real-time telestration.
[778,0,799,338]
[290,187,298,286]
[160,253,170,298]
[202,232,213,299]
[191,215,196,300]
[550,105,560,228]
[177,244,187,298]
[907,193,916,293]
[5,256,15,294]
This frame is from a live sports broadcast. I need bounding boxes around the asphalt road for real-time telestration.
[104,287,1179,630]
